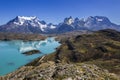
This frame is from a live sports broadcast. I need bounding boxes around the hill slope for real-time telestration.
[0,29,120,80]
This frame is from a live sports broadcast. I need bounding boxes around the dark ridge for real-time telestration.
[97,29,120,41]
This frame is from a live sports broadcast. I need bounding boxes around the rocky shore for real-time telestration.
[22,50,41,55]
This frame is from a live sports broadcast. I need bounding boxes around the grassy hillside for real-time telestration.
[0,29,120,80]
[36,29,120,75]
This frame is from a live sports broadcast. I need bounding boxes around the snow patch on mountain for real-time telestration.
[96,18,103,22]
[18,16,37,20]
[13,16,38,25]
[38,22,47,31]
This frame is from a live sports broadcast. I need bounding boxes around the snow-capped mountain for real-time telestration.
[64,16,74,25]
[57,16,120,33]
[0,16,120,34]
[56,16,75,33]
[83,16,119,30]
[0,16,55,33]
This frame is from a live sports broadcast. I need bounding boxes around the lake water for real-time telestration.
[0,37,60,76]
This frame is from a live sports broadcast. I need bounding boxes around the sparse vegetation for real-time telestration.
[0,29,120,80]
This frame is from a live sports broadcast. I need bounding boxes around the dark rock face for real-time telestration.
[22,50,40,55]
[57,24,74,33]
[65,40,75,50]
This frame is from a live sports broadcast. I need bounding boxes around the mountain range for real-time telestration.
[0,16,120,34]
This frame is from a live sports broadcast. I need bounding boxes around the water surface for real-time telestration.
[0,37,60,76]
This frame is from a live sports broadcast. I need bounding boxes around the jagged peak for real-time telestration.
[84,16,111,24]
[69,16,73,19]
[86,16,106,19]
[74,17,79,21]
[8,16,42,26]
[94,16,107,18]
[64,16,74,25]
[64,16,73,20]
[86,16,110,21]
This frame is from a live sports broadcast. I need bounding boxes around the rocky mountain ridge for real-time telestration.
[0,16,120,33]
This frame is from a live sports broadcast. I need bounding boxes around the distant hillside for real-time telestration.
[0,32,46,41]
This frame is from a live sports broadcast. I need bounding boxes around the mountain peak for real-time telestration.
[84,16,112,27]
[86,16,111,22]
[0,15,119,34]
[74,17,79,21]
[94,16,111,22]
[64,16,74,25]
[10,16,40,26]
[16,16,37,20]
[69,16,72,19]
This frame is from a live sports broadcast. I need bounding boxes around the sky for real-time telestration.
[0,0,120,25]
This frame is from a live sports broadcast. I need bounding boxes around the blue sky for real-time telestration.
[0,0,120,25]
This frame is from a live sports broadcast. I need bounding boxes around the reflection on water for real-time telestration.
[3,37,56,53]
[0,37,60,76]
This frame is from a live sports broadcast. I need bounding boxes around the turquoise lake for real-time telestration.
[0,37,60,76]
